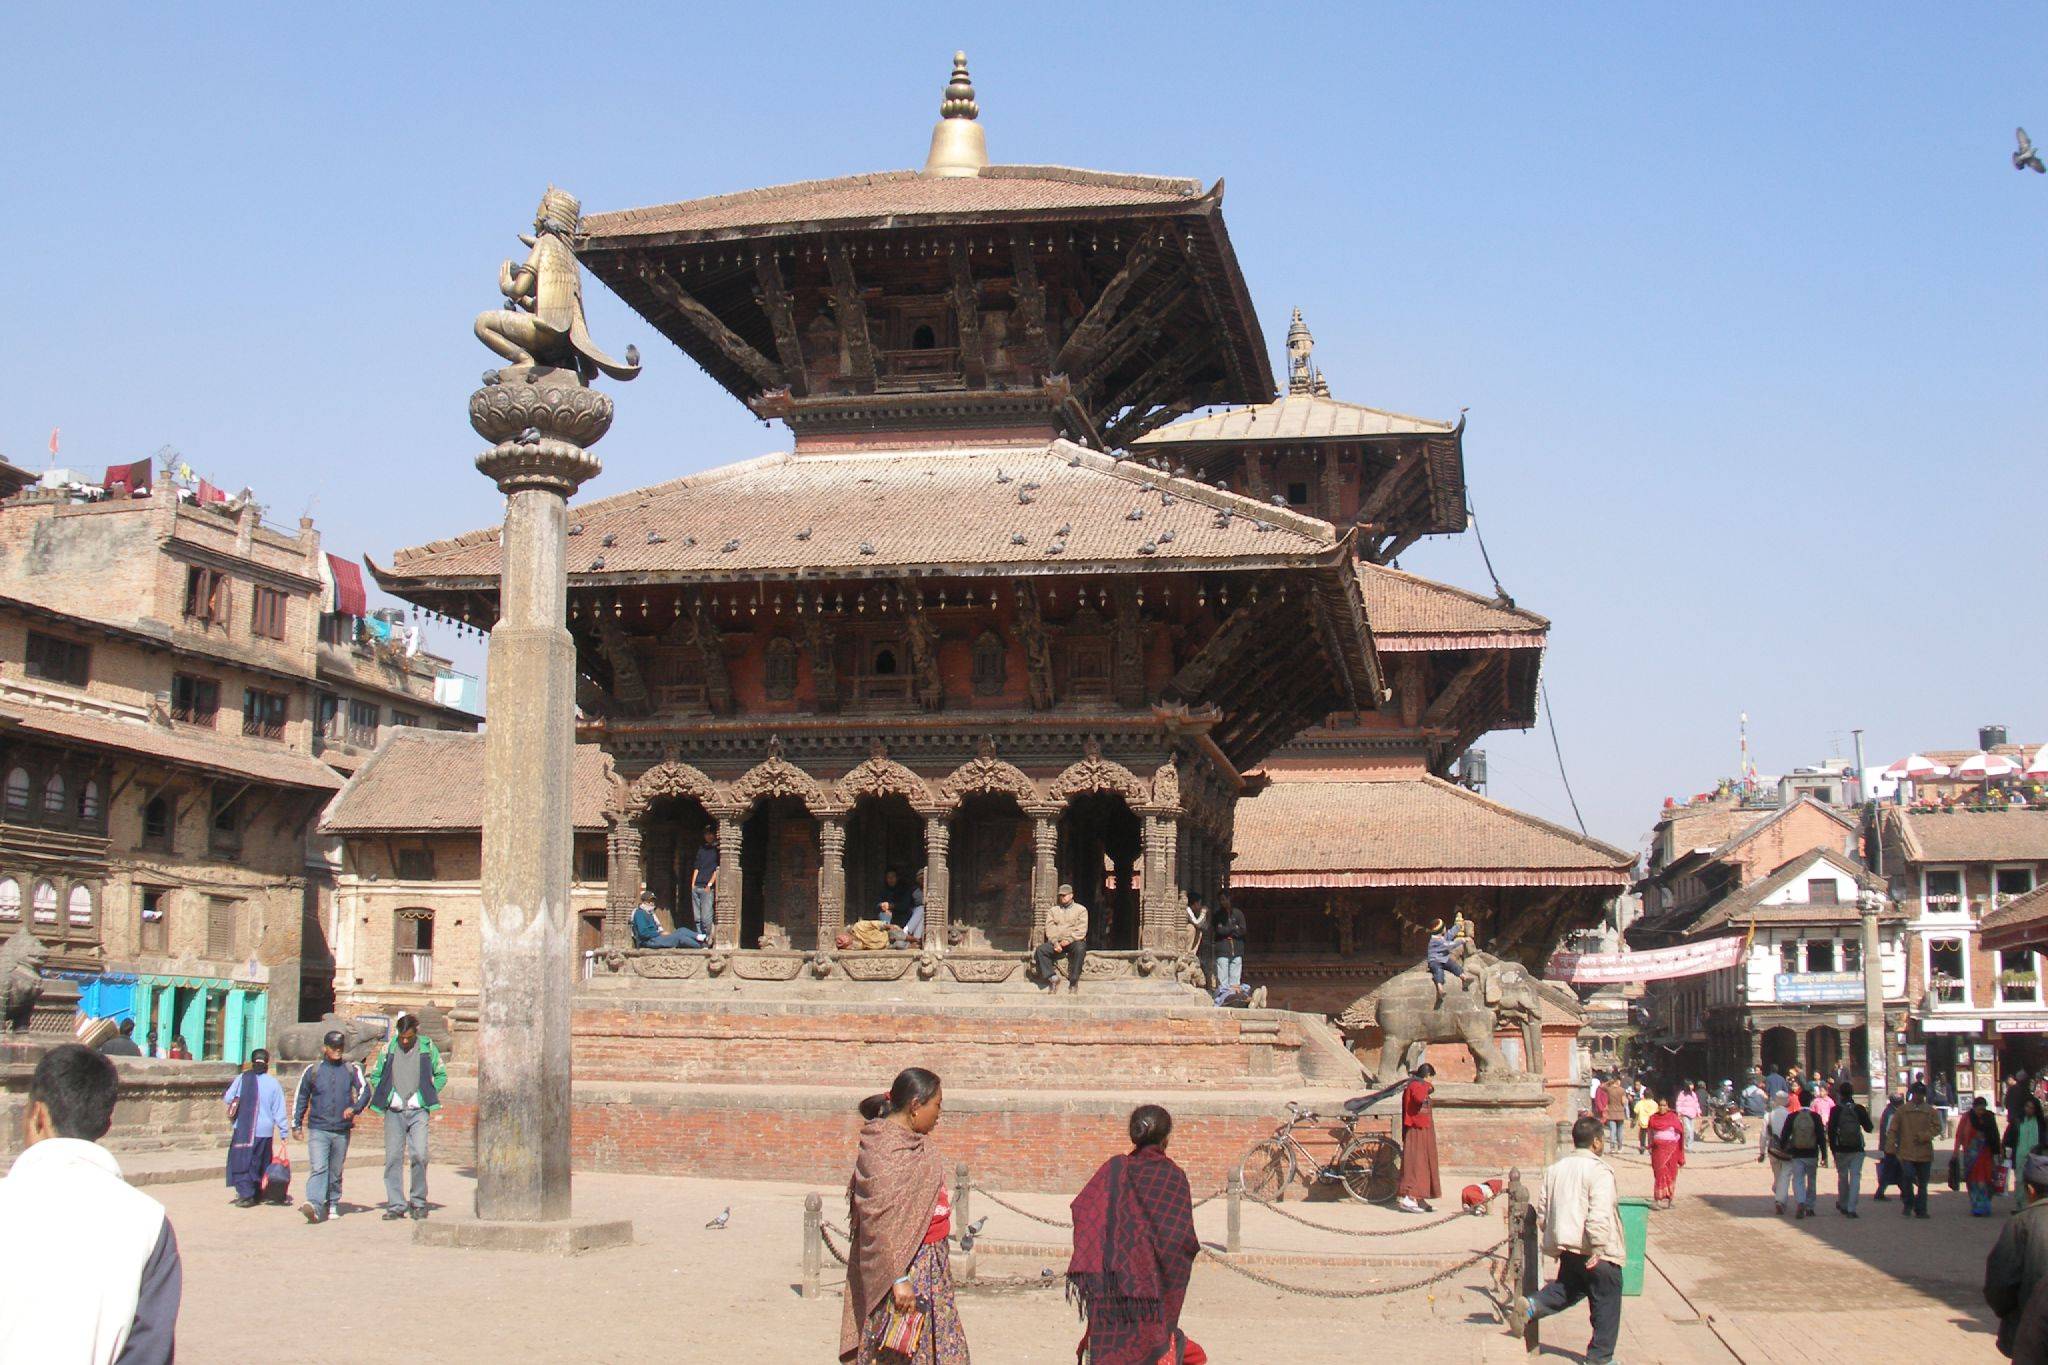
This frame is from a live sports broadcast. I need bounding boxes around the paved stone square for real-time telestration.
[139,1130,2010,1362]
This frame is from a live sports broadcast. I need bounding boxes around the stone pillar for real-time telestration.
[923,814,951,951]
[1030,812,1059,941]
[715,812,745,949]
[603,819,642,951]
[817,814,847,951]
[1139,812,1180,951]
[471,366,608,1224]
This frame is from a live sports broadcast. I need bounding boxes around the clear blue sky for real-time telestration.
[8,4,2045,849]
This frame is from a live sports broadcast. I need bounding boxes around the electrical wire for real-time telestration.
[1466,497,1511,605]
[1541,679,1590,836]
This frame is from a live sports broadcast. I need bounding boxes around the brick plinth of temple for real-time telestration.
[428,993,1556,1193]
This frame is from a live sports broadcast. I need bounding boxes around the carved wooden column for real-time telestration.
[923,814,951,950]
[603,818,642,951]
[817,813,847,951]
[1140,812,1181,952]
[1030,811,1059,941]
[714,811,745,949]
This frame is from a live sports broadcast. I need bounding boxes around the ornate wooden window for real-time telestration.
[205,896,237,959]
[141,796,173,851]
[4,769,27,815]
[971,630,1007,696]
[646,646,707,710]
[346,699,379,747]
[26,632,90,687]
[76,777,101,825]
[0,879,18,923]
[66,884,94,932]
[138,888,167,953]
[251,586,288,640]
[183,567,231,627]
[394,908,435,986]
[42,774,65,817]
[844,633,913,704]
[764,637,799,701]
[31,880,57,928]
[242,688,288,741]
[171,674,220,727]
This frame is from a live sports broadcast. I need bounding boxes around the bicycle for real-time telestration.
[1235,1099,1403,1205]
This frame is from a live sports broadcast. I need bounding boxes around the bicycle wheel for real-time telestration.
[1336,1133,1403,1204]
[1237,1139,1297,1203]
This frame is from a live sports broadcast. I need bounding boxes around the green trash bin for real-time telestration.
[1616,1195,1651,1297]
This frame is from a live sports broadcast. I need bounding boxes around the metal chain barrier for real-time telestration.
[1244,1193,1470,1237]
[1194,1237,1506,1300]
[1609,1148,1758,1171]
[968,1185,1073,1228]
[820,1221,851,1265]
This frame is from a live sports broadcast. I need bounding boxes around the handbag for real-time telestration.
[263,1143,292,1202]
[872,1295,927,1360]
[1948,1154,1961,1191]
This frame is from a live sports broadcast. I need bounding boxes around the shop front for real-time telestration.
[132,975,267,1063]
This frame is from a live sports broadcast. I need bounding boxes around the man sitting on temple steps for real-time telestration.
[1035,883,1089,996]
[631,888,707,950]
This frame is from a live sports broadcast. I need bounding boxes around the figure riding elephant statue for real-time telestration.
[273,1013,389,1065]
[1335,950,1544,1084]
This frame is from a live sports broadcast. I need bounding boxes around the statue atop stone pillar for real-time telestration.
[466,188,636,1230]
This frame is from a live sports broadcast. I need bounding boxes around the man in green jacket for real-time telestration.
[1987,1153,2048,1356]
[367,1014,447,1221]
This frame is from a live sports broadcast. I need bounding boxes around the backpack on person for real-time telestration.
[1784,1109,1823,1156]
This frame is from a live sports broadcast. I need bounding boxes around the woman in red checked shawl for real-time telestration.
[1068,1105,1204,1365]
[1647,1095,1688,1207]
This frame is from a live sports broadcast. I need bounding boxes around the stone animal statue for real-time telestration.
[273,1013,389,1064]
[0,929,48,1031]
[1336,950,1543,1084]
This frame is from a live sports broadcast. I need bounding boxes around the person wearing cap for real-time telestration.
[1035,883,1090,996]
[291,1029,369,1223]
[367,1014,447,1221]
[222,1049,289,1208]
[1986,1151,2048,1356]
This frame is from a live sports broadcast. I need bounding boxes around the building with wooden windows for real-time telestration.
[0,469,478,1057]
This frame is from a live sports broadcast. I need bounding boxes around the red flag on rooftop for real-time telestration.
[48,428,59,457]
[102,458,151,497]
[326,553,367,617]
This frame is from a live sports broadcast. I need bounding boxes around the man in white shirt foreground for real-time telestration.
[1523,1113,1623,1363]
[0,1043,182,1363]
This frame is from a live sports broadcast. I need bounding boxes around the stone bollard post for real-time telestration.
[1225,1170,1242,1253]
[801,1192,823,1298]
[954,1162,972,1244]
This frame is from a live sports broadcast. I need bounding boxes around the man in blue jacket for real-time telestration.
[291,1030,368,1224]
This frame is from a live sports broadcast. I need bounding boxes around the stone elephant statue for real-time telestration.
[1335,950,1543,1084]
[273,1013,389,1064]
[0,929,48,1031]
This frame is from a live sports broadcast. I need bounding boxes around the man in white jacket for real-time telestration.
[1524,1113,1623,1363]
[0,1044,181,1364]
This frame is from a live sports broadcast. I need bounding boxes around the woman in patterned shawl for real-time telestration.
[1067,1105,1204,1365]
[840,1068,969,1364]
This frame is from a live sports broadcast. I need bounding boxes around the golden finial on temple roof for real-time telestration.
[941,52,978,120]
[1286,307,1329,397]
[924,50,989,177]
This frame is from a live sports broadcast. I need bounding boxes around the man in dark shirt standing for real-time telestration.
[690,826,720,945]
[99,1019,143,1057]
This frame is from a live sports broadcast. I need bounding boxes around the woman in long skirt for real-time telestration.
[840,1068,970,1364]
[1067,1105,1204,1365]
[1956,1097,2002,1218]
[1396,1063,1441,1214]
[1646,1097,1687,1208]
[2009,1095,2045,1211]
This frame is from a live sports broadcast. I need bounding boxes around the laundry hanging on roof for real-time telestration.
[102,458,151,497]
[325,554,367,617]
[196,479,230,506]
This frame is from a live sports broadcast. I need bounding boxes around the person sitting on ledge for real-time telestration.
[1035,883,1089,996]
[875,867,912,928]
[631,889,706,949]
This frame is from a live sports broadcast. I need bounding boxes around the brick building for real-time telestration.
[1879,805,2048,1103]
[321,732,613,1017]
[0,469,478,1057]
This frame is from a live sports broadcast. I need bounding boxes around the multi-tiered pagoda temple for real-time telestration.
[375,57,1382,984]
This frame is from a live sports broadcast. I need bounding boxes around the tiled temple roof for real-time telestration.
[582,165,1206,241]
[1354,564,1547,649]
[1230,770,1633,888]
[1134,393,1457,445]
[324,731,613,833]
[1888,807,2048,865]
[0,703,342,792]
[376,441,1345,588]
